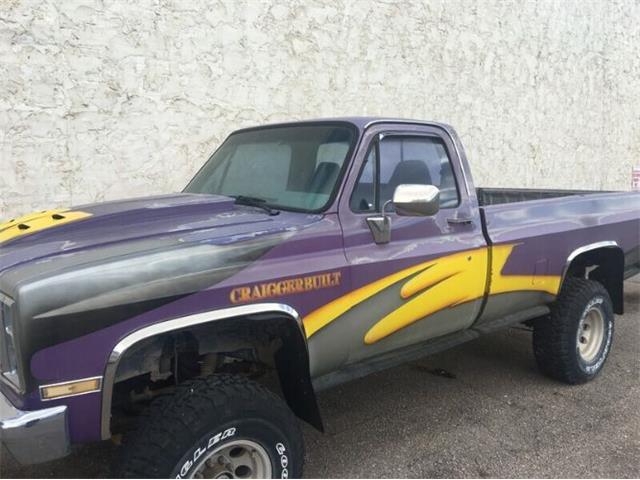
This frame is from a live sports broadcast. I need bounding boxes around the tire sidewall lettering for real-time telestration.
[175,427,237,479]
[173,425,292,479]
[276,442,289,478]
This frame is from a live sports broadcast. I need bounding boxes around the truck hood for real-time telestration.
[0,193,313,277]
[1,191,316,326]
[1,193,320,371]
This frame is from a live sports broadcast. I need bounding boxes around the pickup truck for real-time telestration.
[1,118,638,478]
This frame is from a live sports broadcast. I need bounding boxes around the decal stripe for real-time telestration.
[0,209,92,244]
[303,244,561,343]
[488,244,560,296]
[1,209,66,230]
[303,261,436,337]
[364,248,488,344]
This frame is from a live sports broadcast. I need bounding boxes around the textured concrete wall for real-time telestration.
[1,0,639,218]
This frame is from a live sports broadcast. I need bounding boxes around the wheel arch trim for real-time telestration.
[562,241,621,282]
[100,302,311,440]
[561,240,625,313]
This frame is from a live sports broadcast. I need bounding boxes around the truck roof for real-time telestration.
[234,116,454,133]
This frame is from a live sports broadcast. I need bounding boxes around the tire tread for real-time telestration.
[117,374,304,478]
[533,277,613,384]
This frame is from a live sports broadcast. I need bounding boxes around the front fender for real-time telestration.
[101,302,322,439]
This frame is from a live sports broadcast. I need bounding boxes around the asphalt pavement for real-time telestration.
[2,280,638,478]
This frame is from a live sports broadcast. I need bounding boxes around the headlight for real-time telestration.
[0,297,21,389]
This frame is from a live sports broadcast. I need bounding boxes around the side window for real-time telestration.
[379,136,459,208]
[350,135,460,213]
[350,146,377,212]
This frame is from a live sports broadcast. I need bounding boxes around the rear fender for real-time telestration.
[562,242,625,314]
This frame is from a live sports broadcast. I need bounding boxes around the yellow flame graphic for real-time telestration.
[303,244,561,343]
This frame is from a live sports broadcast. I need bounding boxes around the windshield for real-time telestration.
[185,124,356,212]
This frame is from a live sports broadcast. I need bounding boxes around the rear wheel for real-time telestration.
[533,278,614,384]
[118,374,304,479]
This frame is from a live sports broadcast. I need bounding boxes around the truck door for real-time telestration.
[304,122,488,372]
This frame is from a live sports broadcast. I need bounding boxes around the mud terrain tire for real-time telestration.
[118,374,304,479]
[533,278,614,384]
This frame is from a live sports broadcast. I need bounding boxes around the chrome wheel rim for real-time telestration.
[577,306,605,362]
[189,439,272,479]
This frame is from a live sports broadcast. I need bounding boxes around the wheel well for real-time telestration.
[105,310,322,439]
[564,246,624,314]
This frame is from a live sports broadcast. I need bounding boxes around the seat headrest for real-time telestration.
[388,160,431,187]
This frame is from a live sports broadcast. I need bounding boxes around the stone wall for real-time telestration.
[1,0,638,217]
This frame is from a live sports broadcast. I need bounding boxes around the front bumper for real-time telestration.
[0,390,70,465]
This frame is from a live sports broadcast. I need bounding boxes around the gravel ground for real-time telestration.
[2,280,639,478]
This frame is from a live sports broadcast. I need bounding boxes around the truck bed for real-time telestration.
[471,188,640,336]
[476,187,612,206]
[479,190,640,284]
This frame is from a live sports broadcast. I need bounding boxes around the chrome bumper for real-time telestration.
[0,390,70,464]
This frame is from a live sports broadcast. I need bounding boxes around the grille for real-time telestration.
[0,297,21,389]
[0,302,4,372]
[0,297,16,377]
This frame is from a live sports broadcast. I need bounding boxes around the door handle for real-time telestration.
[447,216,473,225]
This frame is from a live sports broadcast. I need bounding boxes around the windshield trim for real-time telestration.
[184,121,360,214]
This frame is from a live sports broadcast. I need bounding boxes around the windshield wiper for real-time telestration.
[232,195,280,216]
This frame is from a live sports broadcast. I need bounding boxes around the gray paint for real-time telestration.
[308,280,480,378]
[4,233,291,391]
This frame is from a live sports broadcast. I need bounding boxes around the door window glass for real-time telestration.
[350,135,459,213]
[379,136,459,208]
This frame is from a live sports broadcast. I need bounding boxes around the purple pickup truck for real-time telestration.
[1,118,638,478]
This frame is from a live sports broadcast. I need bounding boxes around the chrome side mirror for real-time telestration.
[365,184,440,245]
[392,184,440,217]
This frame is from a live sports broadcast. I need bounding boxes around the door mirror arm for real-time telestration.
[366,214,391,245]
[365,198,401,245]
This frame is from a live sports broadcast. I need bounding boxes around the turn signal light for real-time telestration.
[40,377,102,400]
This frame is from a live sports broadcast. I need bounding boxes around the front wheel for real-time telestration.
[118,374,304,479]
[533,277,614,384]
